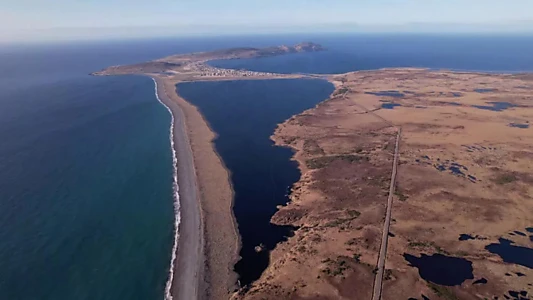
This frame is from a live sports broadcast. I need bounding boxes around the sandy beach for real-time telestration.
[154,76,239,300]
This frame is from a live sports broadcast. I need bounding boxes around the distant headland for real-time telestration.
[92,42,325,79]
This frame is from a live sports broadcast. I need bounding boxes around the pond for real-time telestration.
[404,253,474,286]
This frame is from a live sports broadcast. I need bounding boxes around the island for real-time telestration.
[94,44,533,300]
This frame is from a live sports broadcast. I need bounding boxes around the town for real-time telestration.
[175,61,281,78]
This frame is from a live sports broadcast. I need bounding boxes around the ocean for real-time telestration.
[210,34,533,74]
[1,34,532,299]
[0,41,180,300]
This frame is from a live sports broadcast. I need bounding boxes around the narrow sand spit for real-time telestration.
[154,76,239,300]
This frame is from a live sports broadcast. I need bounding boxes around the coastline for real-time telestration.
[92,60,533,299]
[152,78,183,300]
[153,76,205,300]
[153,75,239,300]
[237,69,533,299]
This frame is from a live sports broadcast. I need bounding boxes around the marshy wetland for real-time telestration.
[236,69,533,300]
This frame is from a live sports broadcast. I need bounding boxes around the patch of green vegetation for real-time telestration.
[324,219,346,228]
[325,210,361,228]
[428,283,459,300]
[321,257,351,277]
[332,260,348,276]
[345,238,357,246]
[493,173,517,185]
[321,268,331,275]
[435,246,450,255]
[346,209,361,219]
[284,136,297,144]
[394,190,409,201]
[303,140,325,155]
[352,253,361,262]
[310,235,322,242]
[384,269,393,280]
[333,258,350,276]
[306,154,364,169]
[408,241,449,254]
[332,87,349,96]
[408,241,432,248]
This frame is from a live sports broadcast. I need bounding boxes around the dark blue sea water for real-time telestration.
[210,34,533,74]
[1,34,533,298]
[205,34,533,286]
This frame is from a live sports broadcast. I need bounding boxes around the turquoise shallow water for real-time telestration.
[0,42,180,300]
[0,73,176,299]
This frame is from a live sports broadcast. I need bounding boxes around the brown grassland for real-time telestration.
[234,69,533,300]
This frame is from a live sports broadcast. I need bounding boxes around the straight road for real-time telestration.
[371,128,401,300]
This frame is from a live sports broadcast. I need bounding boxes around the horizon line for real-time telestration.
[2,28,533,45]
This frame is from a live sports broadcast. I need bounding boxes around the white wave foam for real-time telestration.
[153,78,181,300]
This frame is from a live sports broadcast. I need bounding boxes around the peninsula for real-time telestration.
[94,43,325,300]
[93,42,324,79]
[94,43,533,300]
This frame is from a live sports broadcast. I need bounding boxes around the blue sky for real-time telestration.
[2,0,533,41]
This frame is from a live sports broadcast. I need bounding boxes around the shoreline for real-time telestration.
[152,78,183,300]
[153,75,239,300]
[153,76,205,300]
[154,74,335,299]
[174,81,242,296]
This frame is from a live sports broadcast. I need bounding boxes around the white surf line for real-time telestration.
[153,78,182,300]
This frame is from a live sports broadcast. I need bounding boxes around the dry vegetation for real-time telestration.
[233,69,533,300]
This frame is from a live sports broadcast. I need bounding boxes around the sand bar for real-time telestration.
[94,44,321,300]
[154,77,205,299]
[156,76,240,300]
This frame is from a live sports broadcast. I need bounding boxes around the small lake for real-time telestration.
[177,79,334,286]
[381,103,402,109]
[459,234,475,241]
[472,101,516,112]
[485,238,533,269]
[365,91,405,98]
[509,123,530,129]
[404,253,474,286]
[474,88,497,93]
